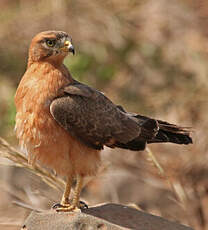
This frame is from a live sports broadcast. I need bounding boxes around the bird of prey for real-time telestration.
[15,31,192,212]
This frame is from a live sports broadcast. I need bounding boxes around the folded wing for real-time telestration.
[50,82,142,150]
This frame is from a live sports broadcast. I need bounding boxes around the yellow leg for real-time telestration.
[60,175,73,206]
[56,175,84,212]
[71,175,83,207]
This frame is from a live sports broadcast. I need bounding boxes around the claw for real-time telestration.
[52,200,88,212]
[52,203,62,209]
[52,203,70,209]
[79,201,88,209]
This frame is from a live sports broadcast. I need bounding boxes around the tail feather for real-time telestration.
[115,106,192,151]
[135,114,193,145]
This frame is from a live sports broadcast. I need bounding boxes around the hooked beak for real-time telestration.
[69,45,75,55]
[64,40,75,55]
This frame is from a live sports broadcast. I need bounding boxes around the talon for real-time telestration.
[52,203,62,209]
[79,201,88,209]
[52,202,70,210]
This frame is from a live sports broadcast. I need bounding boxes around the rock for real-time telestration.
[22,203,194,230]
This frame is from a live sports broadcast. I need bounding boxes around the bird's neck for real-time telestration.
[27,61,74,82]
[28,56,66,69]
[15,62,74,112]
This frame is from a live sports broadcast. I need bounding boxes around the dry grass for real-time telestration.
[0,137,65,192]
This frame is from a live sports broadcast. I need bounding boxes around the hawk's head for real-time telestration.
[28,31,75,65]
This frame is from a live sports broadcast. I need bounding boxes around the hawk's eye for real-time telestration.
[46,39,56,47]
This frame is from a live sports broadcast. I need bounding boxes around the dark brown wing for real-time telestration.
[50,82,142,150]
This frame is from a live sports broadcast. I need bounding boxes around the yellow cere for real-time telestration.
[64,40,71,47]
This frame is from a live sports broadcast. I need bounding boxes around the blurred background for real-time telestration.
[0,0,208,229]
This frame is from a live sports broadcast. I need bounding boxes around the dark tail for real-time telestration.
[114,111,192,151]
[135,114,193,145]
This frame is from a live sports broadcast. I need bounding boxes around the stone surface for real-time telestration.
[22,203,194,230]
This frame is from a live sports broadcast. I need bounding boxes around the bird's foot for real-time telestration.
[52,200,88,212]
[55,204,80,212]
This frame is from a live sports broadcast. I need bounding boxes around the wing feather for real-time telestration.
[50,83,141,150]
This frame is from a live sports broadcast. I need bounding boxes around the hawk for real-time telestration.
[15,31,192,212]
